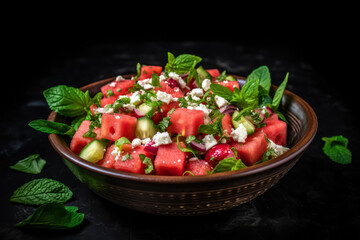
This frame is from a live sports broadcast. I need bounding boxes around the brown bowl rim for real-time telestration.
[47,74,318,184]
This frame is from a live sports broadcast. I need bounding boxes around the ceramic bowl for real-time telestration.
[48,74,317,216]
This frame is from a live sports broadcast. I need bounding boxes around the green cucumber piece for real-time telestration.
[225,75,237,81]
[135,117,158,139]
[79,139,107,163]
[138,103,153,115]
[196,66,213,87]
[232,110,255,135]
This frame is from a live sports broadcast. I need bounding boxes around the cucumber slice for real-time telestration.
[225,75,237,81]
[196,66,213,87]
[79,139,107,163]
[232,110,255,135]
[136,117,158,139]
[138,103,153,115]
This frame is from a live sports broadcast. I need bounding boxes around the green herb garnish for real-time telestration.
[322,135,352,164]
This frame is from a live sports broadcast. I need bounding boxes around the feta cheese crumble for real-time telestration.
[131,138,142,148]
[268,139,290,157]
[215,95,229,108]
[231,124,248,143]
[152,132,172,146]
[202,134,218,151]
[201,78,211,91]
[156,91,173,104]
[168,72,186,89]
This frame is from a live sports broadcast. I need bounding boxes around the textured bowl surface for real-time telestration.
[48,74,317,216]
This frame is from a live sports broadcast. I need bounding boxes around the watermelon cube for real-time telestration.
[184,159,212,176]
[113,145,154,174]
[97,144,116,169]
[154,142,187,176]
[70,120,101,154]
[101,79,135,97]
[206,69,221,80]
[100,113,137,141]
[216,81,240,92]
[100,95,118,107]
[231,131,268,166]
[166,108,204,137]
[256,119,287,146]
[139,66,163,80]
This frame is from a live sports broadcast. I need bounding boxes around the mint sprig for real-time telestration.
[322,135,352,165]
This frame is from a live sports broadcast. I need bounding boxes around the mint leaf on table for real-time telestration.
[43,85,93,117]
[28,119,75,136]
[322,135,352,164]
[10,178,73,206]
[15,203,84,229]
[9,154,46,174]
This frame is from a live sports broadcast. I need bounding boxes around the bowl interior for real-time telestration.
[48,74,318,183]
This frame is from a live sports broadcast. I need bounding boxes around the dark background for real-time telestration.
[1,9,359,240]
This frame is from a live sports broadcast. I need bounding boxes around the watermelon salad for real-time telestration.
[31,52,291,176]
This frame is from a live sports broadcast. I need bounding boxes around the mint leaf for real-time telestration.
[234,78,259,109]
[29,119,75,136]
[139,154,154,174]
[322,135,352,164]
[15,203,84,229]
[10,154,46,174]
[210,83,234,102]
[43,85,93,117]
[271,72,289,111]
[10,178,73,206]
[211,157,247,174]
[114,137,131,150]
[165,52,202,74]
[247,65,271,96]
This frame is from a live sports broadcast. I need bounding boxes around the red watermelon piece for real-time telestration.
[100,113,137,141]
[97,144,116,169]
[184,159,212,176]
[256,119,287,146]
[113,145,154,174]
[101,79,135,97]
[230,131,268,166]
[70,120,101,154]
[154,142,187,176]
[166,108,204,137]
[222,113,233,137]
[206,69,221,80]
[216,81,240,92]
[154,81,184,99]
[139,66,163,80]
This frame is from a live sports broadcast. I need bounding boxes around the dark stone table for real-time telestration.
[1,36,359,240]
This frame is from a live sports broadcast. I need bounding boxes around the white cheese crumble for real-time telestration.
[152,132,172,146]
[109,82,117,87]
[215,95,229,108]
[137,78,153,90]
[115,75,125,81]
[188,88,204,101]
[202,134,218,151]
[130,91,141,105]
[268,139,290,157]
[131,138,142,148]
[168,72,186,89]
[156,91,173,104]
[231,124,248,143]
[201,78,211,91]
[188,103,212,124]
[141,138,152,145]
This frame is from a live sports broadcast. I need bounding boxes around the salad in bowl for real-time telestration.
[31,52,290,177]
